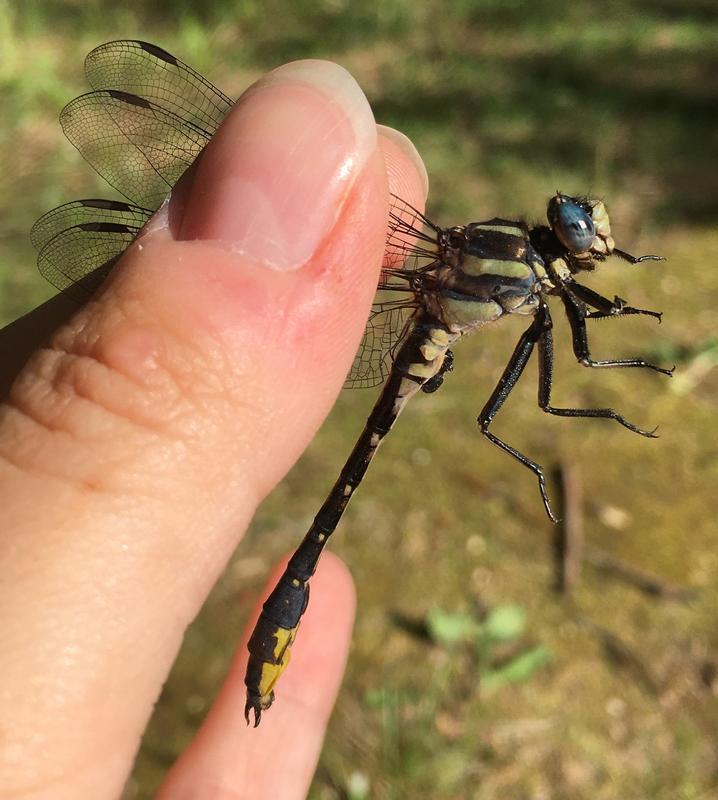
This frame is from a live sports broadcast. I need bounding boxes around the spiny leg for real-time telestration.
[477,307,558,522]
[613,249,664,265]
[561,289,674,375]
[537,304,658,438]
[422,348,454,393]
[566,281,663,323]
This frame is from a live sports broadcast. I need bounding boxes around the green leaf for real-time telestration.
[481,646,552,693]
[482,604,526,642]
[426,606,480,645]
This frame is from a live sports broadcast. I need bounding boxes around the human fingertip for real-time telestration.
[377,124,429,200]
[178,59,378,272]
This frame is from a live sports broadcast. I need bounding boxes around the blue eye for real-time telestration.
[548,194,596,253]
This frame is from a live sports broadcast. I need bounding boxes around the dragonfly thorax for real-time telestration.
[426,218,545,334]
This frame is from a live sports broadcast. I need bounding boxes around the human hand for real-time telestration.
[0,60,427,799]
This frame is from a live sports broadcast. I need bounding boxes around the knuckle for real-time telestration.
[0,306,232,489]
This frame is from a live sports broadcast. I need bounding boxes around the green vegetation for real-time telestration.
[1,1,717,798]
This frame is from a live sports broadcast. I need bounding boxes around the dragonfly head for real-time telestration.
[547,193,615,264]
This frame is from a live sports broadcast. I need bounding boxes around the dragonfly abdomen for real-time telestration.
[244,317,456,725]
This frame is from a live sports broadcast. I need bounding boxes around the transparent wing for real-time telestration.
[59,40,233,210]
[344,298,417,389]
[60,89,214,209]
[84,40,232,134]
[31,199,152,303]
[381,194,443,280]
[34,40,231,299]
[344,195,444,389]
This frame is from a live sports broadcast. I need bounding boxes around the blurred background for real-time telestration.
[1,1,717,798]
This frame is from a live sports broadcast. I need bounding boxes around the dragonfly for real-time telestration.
[31,41,673,727]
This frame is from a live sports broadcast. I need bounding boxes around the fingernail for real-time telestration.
[377,125,429,198]
[178,60,377,271]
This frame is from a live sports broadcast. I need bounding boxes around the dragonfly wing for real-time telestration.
[345,195,442,389]
[344,297,417,389]
[382,193,442,277]
[57,41,235,209]
[60,90,213,210]
[34,41,233,299]
[31,199,151,302]
[84,40,232,135]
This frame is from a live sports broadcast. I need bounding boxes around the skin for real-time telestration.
[0,60,427,799]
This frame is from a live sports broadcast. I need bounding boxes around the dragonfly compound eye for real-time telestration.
[547,193,596,253]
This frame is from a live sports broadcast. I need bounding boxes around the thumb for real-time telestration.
[0,60,423,798]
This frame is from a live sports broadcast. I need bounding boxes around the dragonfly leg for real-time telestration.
[478,307,558,522]
[561,289,674,375]
[537,305,659,438]
[612,248,665,265]
[567,281,663,323]
[422,348,454,393]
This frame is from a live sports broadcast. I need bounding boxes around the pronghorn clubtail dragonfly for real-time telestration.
[31,41,673,726]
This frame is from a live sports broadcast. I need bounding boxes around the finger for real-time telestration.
[1,60,387,800]
[377,123,429,203]
[156,553,355,800]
